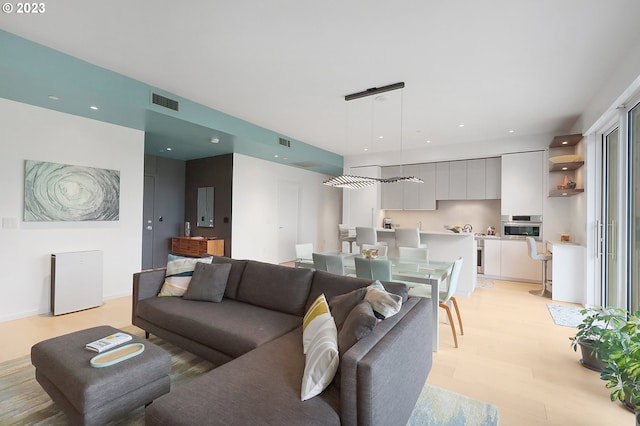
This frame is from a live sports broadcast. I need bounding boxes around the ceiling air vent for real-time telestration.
[278,137,291,148]
[151,92,179,112]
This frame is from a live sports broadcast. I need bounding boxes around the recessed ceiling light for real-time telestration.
[509,130,515,133]
[562,167,568,171]
[274,154,279,158]
[562,141,569,145]
[89,105,99,110]
[458,124,465,128]
[166,147,172,151]
[210,137,219,144]
[562,192,568,196]
[364,148,369,152]
[379,135,384,139]
[426,140,431,144]
[48,95,59,101]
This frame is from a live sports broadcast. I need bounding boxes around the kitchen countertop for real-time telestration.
[377,228,475,236]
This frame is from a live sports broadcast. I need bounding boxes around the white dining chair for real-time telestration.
[526,237,552,297]
[394,227,427,248]
[354,256,392,281]
[398,246,428,260]
[312,253,345,275]
[294,243,314,268]
[355,227,387,253]
[409,257,464,348]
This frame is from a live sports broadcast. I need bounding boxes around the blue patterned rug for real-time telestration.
[408,384,499,426]
[547,303,584,328]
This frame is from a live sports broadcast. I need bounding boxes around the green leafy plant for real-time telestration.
[600,310,640,418]
[570,306,628,362]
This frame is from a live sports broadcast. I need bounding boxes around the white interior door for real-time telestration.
[278,181,300,264]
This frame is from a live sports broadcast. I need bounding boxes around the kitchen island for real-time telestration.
[375,229,477,296]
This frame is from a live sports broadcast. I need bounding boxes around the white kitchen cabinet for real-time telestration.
[466,159,486,199]
[501,151,544,215]
[483,238,501,276]
[381,166,403,209]
[435,162,450,200]
[485,157,501,199]
[402,164,421,209]
[448,160,467,200]
[418,163,436,210]
[500,239,542,282]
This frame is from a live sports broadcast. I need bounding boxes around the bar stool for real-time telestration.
[526,237,552,298]
[338,224,356,253]
[355,227,387,252]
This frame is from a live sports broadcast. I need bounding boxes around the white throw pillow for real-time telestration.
[301,294,339,401]
[365,280,403,319]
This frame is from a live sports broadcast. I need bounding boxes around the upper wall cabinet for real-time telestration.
[448,160,468,200]
[501,151,544,215]
[548,134,584,197]
[381,164,436,210]
[435,162,450,200]
[437,158,501,201]
[485,157,502,199]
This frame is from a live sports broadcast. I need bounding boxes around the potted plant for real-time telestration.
[600,310,640,424]
[570,306,627,371]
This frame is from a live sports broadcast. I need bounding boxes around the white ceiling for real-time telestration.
[2,0,640,157]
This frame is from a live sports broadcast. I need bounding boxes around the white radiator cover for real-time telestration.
[51,250,103,315]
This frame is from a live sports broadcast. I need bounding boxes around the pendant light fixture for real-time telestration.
[323,82,423,189]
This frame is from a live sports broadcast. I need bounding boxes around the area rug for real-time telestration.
[476,278,495,290]
[547,303,584,328]
[408,384,499,426]
[0,326,499,425]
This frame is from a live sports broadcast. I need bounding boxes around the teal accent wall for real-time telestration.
[0,29,343,176]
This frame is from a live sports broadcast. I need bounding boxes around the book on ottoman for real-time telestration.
[85,332,132,352]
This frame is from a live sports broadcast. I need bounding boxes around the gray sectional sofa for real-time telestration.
[132,255,433,425]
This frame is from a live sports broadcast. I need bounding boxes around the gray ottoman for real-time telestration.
[31,325,171,426]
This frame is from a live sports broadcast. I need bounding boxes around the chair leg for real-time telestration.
[439,302,458,348]
[450,296,464,335]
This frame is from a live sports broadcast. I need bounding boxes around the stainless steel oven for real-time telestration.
[501,215,543,241]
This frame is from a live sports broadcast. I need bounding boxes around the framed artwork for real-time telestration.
[24,160,120,222]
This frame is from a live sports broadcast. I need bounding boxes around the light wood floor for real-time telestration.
[0,279,632,425]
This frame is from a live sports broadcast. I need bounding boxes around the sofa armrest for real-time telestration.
[132,268,166,324]
[340,297,432,426]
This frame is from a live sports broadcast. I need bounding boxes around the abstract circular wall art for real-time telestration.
[24,160,120,221]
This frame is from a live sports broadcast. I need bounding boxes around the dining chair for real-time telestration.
[338,224,356,253]
[409,257,464,348]
[294,243,314,268]
[355,227,387,250]
[526,237,552,298]
[398,246,428,260]
[312,253,345,275]
[394,227,427,248]
[354,256,392,281]
[361,243,388,257]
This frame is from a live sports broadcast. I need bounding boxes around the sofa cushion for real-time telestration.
[301,294,339,401]
[236,261,313,316]
[365,280,403,320]
[328,287,366,331]
[206,255,248,300]
[158,255,213,297]
[137,297,301,358]
[182,262,231,303]
[145,328,340,426]
[307,271,408,312]
[338,300,377,357]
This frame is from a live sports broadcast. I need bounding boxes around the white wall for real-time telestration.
[231,153,341,263]
[0,98,144,322]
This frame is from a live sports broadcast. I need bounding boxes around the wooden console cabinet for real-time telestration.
[171,237,224,257]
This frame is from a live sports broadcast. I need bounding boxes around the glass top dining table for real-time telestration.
[328,253,454,352]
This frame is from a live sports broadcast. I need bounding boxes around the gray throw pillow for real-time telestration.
[329,287,367,330]
[338,300,377,357]
[182,262,232,302]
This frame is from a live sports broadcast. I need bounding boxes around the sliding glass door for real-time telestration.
[603,127,620,307]
[629,104,640,311]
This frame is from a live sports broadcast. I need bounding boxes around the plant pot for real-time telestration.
[579,341,606,372]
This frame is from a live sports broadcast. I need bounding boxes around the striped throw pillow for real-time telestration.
[158,254,213,297]
[365,280,402,320]
[301,294,339,401]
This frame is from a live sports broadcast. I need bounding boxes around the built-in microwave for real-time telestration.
[501,215,543,241]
